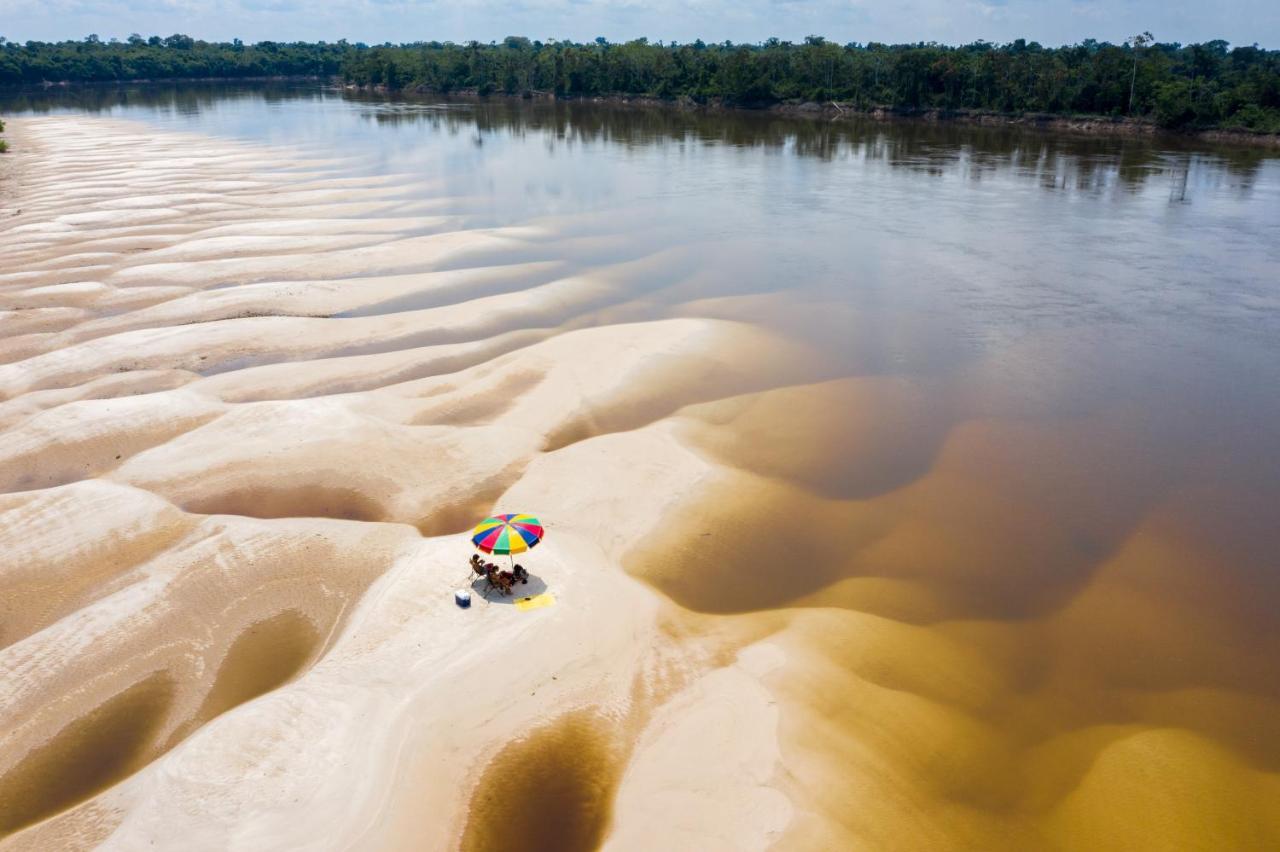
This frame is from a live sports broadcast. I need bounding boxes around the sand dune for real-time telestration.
[1,113,1276,852]
[0,116,802,850]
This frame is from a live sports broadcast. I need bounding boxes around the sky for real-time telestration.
[2,0,1276,49]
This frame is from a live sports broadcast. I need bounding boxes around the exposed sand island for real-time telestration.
[0,116,801,851]
[2,116,1277,851]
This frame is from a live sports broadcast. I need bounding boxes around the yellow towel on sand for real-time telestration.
[515,593,555,612]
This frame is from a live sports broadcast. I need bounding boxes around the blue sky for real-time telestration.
[3,0,1275,48]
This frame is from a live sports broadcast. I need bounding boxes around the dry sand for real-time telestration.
[2,115,1278,852]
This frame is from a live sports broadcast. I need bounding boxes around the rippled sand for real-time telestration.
[1,116,1277,851]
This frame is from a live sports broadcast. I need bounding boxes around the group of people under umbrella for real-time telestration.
[468,513,544,597]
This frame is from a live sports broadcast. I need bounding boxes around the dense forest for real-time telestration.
[2,35,1278,132]
[0,35,346,83]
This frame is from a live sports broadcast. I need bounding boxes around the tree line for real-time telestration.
[2,34,1278,132]
[0,35,346,84]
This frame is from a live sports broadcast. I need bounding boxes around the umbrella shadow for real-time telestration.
[471,573,548,604]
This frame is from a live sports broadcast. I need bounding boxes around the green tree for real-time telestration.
[1127,31,1154,113]
[2,35,1278,133]
[1153,80,1195,127]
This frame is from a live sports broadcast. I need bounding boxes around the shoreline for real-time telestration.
[350,83,1280,149]
[2,75,323,89]
[4,77,1277,148]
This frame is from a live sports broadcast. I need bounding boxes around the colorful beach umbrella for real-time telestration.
[471,513,544,556]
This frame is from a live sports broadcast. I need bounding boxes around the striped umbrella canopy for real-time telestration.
[471,513,544,556]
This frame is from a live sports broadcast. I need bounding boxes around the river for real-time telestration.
[2,83,1278,849]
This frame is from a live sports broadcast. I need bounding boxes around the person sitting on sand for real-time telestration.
[513,564,529,584]
[485,568,512,595]
[481,564,499,593]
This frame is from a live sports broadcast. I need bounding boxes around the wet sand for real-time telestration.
[1,114,1278,851]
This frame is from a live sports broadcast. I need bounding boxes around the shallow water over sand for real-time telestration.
[1,84,1278,849]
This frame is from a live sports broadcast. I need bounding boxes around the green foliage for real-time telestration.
[2,35,1278,132]
[0,115,7,152]
[0,36,346,85]
[335,37,1280,131]
[1153,80,1196,128]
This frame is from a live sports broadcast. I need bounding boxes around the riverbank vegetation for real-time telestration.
[2,35,1278,132]
[0,35,345,83]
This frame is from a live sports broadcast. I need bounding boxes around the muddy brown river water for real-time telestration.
[2,83,1278,850]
